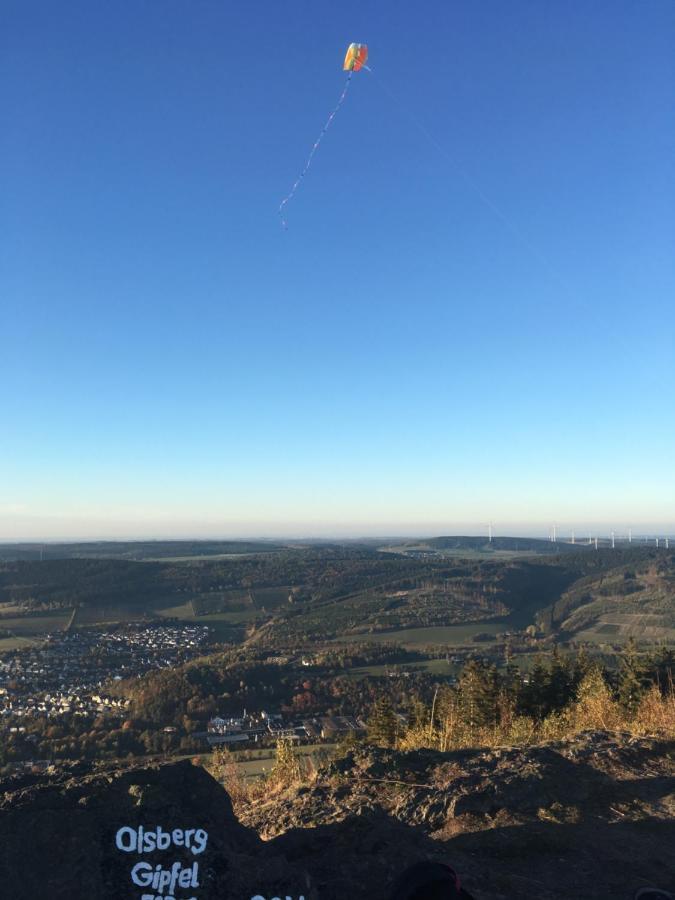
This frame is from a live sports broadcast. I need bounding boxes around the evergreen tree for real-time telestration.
[367,696,398,747]
[457,659,499,730]
[547,647,574,712]
[573,647,593,681]
[503,662,521,702]
[519,656,548,720]
[617,639,647,713]
[651,646,675,692]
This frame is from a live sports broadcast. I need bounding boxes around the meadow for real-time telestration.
[154,602,256,641]
[227,743,337,780]
[0,609,72,650]
[334,621,505,647]
[346,657,460,678]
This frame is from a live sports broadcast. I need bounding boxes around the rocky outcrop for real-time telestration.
[240,731,675,899]
[0,758,305,900]
[1,732,673,900]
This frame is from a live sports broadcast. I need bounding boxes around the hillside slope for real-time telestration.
[536,556,675,643]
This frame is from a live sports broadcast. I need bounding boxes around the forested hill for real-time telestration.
[0,545,671,641]
[395,535,592,554]
[0,559,170,609]
[0,546,414,611]
[0,540,287,562]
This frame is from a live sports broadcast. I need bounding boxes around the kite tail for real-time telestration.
[279,71,354,229]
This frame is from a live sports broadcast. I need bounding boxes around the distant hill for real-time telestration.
[390,535,592,555]
[0,543,672,647]
[536,551,675,644]
[0,540,287,562]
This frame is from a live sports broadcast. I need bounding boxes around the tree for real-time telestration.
[457,659,499,731]
[618,639,648,713]
[367,696,398,747]
[335,728,362,756]
[269,737,302,788]
[208,747,248,804]
[519,656,549,720]
[546,647,574,712]
[571,667,622,731]
[651,646,675,693]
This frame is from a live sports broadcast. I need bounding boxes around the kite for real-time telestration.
[343,42,368,72]
[279,43,368,228]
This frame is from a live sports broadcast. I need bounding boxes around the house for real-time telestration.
[208,716,227,733]
[267,722,299,740]
[318,716,366,739]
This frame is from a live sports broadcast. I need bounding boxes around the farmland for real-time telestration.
[334,621,506,647]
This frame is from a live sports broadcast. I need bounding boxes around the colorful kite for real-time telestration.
[343,43,368,72]
[279,43,369,228]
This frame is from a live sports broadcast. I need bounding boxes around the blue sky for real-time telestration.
[2,1,674,539]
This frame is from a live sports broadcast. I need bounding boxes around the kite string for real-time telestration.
[279,71,354,229]
[366,67,637,358]
[364,67,552,271]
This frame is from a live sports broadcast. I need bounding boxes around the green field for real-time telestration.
[379,547,537,560]
[334,621,505,647]
[229,743,337,780]
[73,605,150,626]
[0,610,73,653]
[0,611,71,636]
[155,601,197,618]
[347,657,460,678]
[250,586,291,609]
[157,600,258,623]
[0,604,25,615]
[575,621,675,646]
[192,613,247,641]
[154,603,253,641]
[141,551,279,563]
[0,635,43,651]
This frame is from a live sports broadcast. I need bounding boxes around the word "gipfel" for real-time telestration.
[132,859,200,893]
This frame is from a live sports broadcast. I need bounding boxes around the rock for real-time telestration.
[1,732,674,900]
[0,758,305,900]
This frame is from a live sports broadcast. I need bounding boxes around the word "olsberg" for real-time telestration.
[116,826,208,856]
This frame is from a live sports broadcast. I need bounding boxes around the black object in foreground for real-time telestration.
[389,861,475,900]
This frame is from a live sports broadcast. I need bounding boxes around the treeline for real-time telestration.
[2,643,673,770]
[0,549,421,611]
[366,643,675,750]
[0,560,169,609]
[125,646,433,729]
[0,540,287,562]
[421,536,586,554]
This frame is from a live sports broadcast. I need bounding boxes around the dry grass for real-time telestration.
[206,739,317,811]
[399,671,675,752]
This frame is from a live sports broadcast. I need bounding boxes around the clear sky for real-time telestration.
[2,1,674,540]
